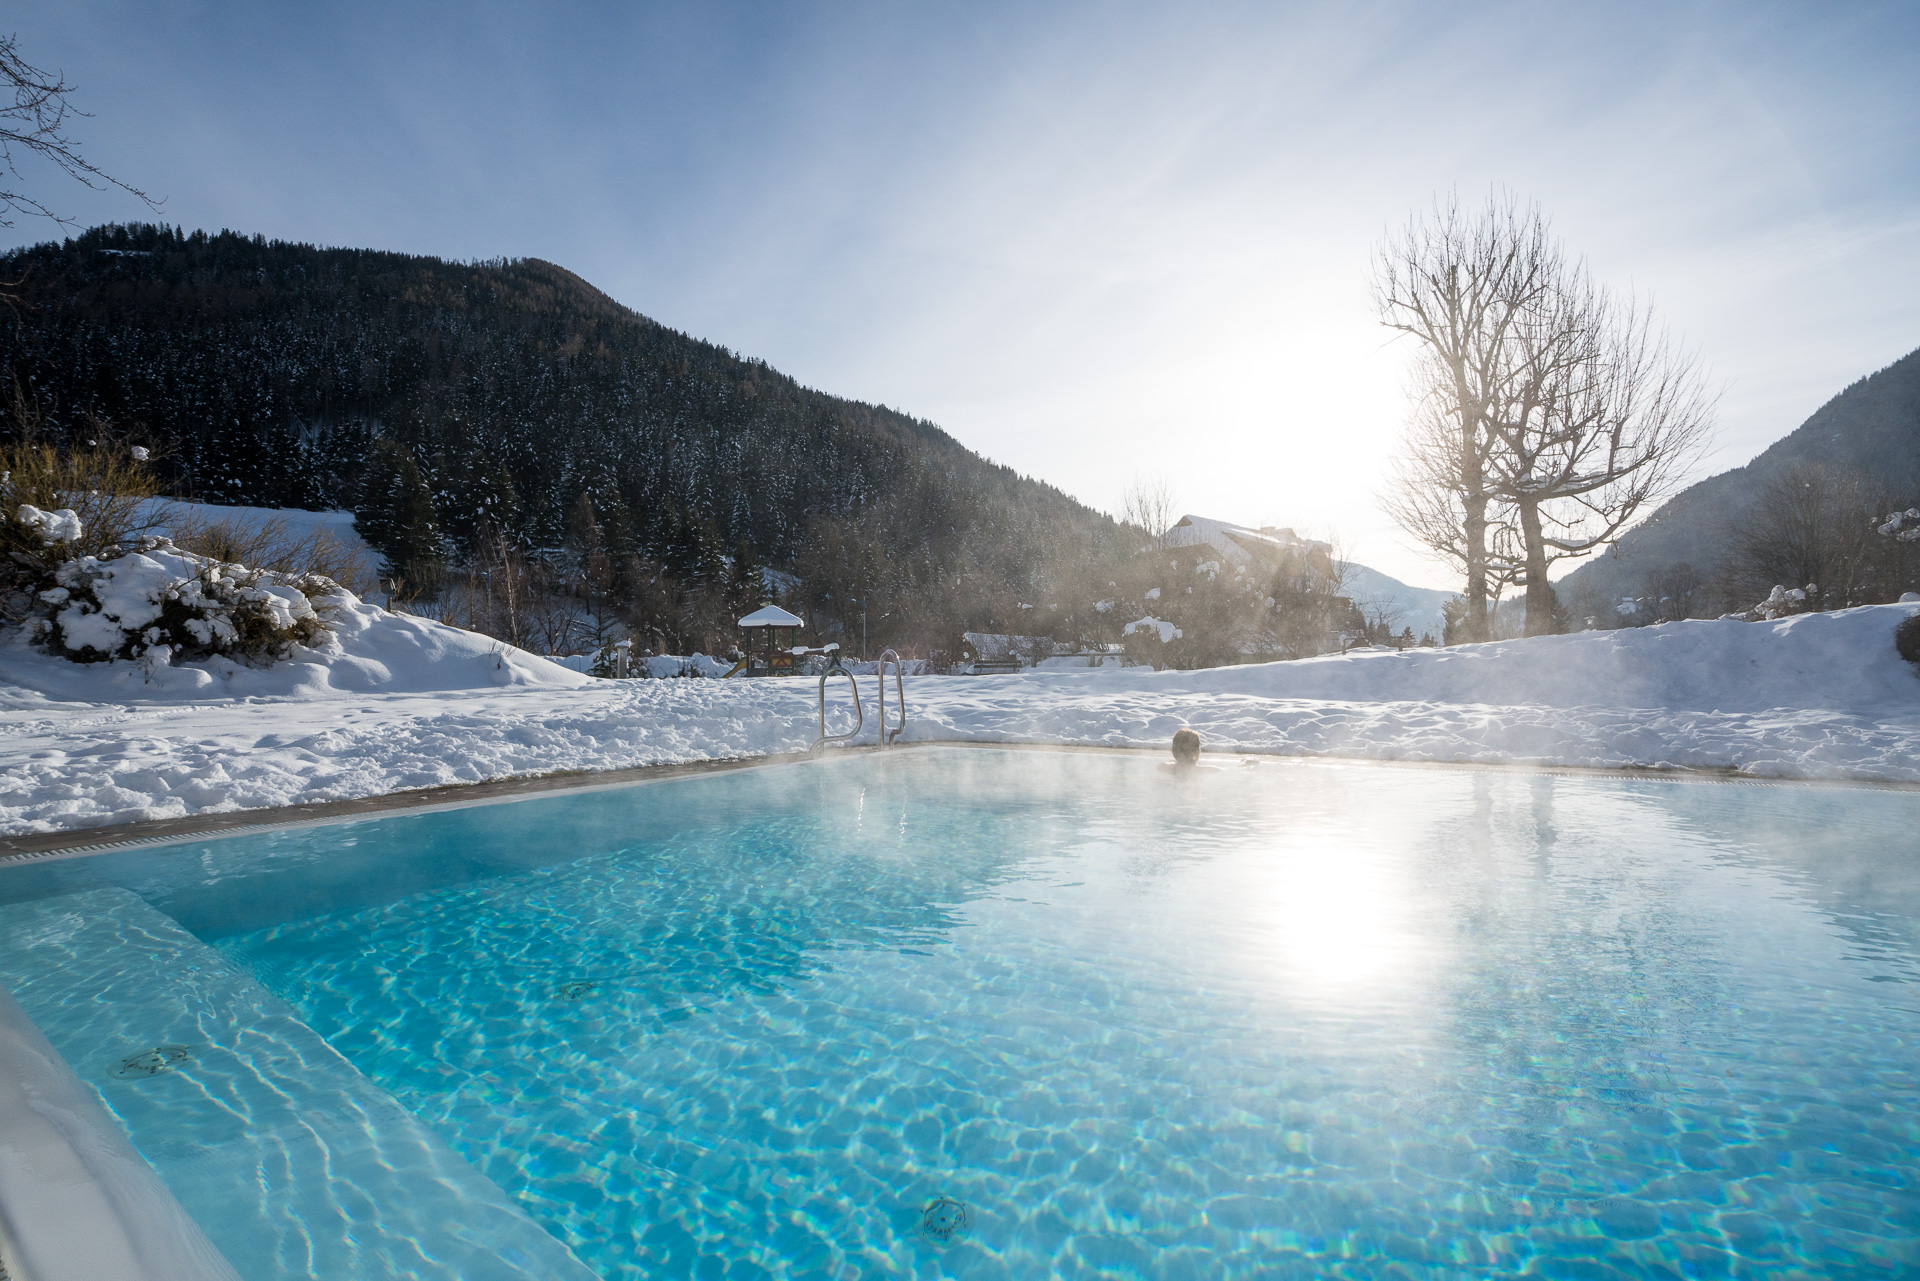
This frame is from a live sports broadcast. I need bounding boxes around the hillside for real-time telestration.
[0,224,1125,630]
[1561,345,1920,611]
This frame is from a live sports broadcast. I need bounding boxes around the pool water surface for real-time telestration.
[3,748,1918,1279]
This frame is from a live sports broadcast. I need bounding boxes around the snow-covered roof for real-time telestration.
[738,605,805,628]
[1162,515,1325,564]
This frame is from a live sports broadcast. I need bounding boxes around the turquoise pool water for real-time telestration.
[3,749,1919,1279]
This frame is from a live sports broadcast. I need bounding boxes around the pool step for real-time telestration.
[0,887,602,1281]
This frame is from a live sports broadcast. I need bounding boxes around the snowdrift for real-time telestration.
[2,602,1916,837]
[1,591,589,702]
[1124,603,1920,715]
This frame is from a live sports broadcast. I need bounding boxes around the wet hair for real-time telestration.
[1171,727,1201,767]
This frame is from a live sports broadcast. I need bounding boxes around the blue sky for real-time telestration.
[8,1,1919,587]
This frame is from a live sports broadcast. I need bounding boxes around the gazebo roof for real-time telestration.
[738,605,805,628]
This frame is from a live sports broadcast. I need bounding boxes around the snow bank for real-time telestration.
[135,498,374,566]
[2,604,1915,836]
[3,588,587,703]
[1144,605,1920,715]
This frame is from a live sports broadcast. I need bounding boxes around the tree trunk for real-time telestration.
[1462,492,1492,642]
[1517,498,1555,636]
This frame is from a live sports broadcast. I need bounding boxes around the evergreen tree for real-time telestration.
[356,438,443,592]
[725,537,764,621]
[692,517,729,587]
[436,456,524,554]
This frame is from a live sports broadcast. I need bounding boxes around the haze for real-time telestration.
[9,0,1918,587]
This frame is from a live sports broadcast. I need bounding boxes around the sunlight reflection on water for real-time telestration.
[4,750,1918,1280]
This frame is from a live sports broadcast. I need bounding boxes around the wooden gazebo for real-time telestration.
[737,604,806,676]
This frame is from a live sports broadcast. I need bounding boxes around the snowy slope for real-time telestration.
[135,498,378,587]
[136,497,371,550]
[2,604,1915,835]
[1,592,587,703]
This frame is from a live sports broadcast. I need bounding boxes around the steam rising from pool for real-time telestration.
[5,749,1918,1279]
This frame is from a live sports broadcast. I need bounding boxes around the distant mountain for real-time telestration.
[0,224,1124,604]
[1560,345,1920,610]
[1343,563,1452,640]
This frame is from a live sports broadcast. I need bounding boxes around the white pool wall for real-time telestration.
[0,984,241,1281]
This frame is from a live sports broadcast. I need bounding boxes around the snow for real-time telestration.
[14,505,83,544]
[136,497,369,551]
[1726,584,1815,622]
[640,653,735,679]
[737,605,805,627]
[3,604,1916,836]
[4,584,586,704]
[1124,616,1181,644]
[133,498,378,589]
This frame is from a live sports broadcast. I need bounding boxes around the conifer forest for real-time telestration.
[0,224,1135,657]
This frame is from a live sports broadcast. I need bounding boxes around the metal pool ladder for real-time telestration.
[876,648,908,746]
[815,656,863,749]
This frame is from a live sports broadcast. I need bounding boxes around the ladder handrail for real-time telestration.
[875,648,908,745]
[814,659,863,749]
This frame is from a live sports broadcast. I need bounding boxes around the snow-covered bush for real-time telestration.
[23,531,347,667]
[2,435,161,620]
[1723,583,1818,623]
[1876,508,1920,542]
[15,503,83,544]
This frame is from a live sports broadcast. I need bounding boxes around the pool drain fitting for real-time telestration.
[918,1196,972,1248]
[106,1045,195,1079]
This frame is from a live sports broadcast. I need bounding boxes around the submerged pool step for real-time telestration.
[0,887,602,1281]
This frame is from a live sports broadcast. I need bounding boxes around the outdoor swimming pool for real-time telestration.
[2,748,1917,1279]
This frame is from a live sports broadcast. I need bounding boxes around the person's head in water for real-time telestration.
[1171,728,1201,768]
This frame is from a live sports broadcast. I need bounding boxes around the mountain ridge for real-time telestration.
[0,223,1125,622]
[1560,344,1920,610]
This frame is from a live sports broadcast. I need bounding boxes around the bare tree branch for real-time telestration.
[1120,473,1178,549]
[0,31,159,228]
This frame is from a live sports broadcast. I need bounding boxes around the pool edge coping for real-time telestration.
[5,739,1917,863]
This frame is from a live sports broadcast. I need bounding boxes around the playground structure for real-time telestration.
[730,605,807,677]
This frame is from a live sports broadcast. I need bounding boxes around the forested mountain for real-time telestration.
[1559,345,1920,620]
[0,224,1126,648]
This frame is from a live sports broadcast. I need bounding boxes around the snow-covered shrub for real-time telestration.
[1897,612,1920,668]
[1876,508,1920,542]
[2,435,161,620]
[589,641,631,678]
[28,536,347,666]
[15,503,83,544]
[1723,583,1818,623]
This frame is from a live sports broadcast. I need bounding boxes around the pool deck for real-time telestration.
[5,740,1915,865]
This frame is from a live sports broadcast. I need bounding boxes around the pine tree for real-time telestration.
[356,438,443,593]
[693,517,729,587]
[436,458,524,555]
[725,537,764,621]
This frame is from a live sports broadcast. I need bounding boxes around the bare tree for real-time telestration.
[1379,374,1526,611]
[1120,473,1178,548]
[1486,281,1715,634]
[1,33,156,228]
[1373,193,1557,642]
[1376,192,1714,638]
[1725,465,1888,610]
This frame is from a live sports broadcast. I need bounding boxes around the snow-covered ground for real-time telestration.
[3,603,1916,836]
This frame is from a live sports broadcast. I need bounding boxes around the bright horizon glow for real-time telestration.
[7,2,1918,589]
